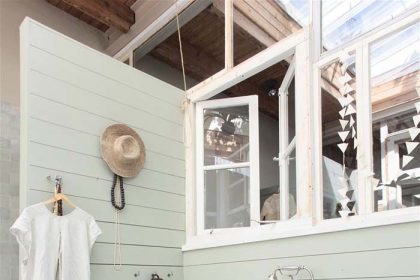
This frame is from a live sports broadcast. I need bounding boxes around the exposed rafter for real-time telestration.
[149,35,280,118]
[48,0,135,33]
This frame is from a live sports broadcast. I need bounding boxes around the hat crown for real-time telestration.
[114,135,140,160]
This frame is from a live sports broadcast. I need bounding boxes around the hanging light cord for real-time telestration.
[175,2,187,93]
[175,1,193,150]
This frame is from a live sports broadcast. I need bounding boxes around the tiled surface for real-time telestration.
[0,102,20,280]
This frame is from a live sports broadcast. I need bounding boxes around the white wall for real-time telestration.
[0,0,107,106]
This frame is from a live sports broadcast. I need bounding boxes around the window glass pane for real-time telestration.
[203,106,249,165]
[371,22,420,211]
[204,168,250,229]
[277,0,310,26]
[322,0,417,52]
[321,53,358,219]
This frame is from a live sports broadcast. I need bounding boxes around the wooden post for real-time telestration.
[356,44,374,214]
[294,37,312,218]
[225,0,234,69]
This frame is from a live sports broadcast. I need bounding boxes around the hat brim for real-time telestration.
[101,124,145,178]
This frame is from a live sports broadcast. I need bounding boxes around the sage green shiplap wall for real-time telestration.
[183,222,420,280]
[20,18,185,279]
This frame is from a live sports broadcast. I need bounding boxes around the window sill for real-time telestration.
[182,206,420,251]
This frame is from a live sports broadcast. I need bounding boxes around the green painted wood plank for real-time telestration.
[27,20,184,107]
[28,68,183,125]
[91,265,183,280]
[28,165,185,212]
[183,247,420,280]
[28,50,183,142]
[184,222,420,265]
[91,243,182,266]
[27,93,184,161]
[96,222,184,248]
[28,190,185,230]
[28,118,185,178]
[27,141,185,197]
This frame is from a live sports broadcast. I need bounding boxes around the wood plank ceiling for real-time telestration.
[46,0,136,32]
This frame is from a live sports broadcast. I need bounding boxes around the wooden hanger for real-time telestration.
[43,188,77,209]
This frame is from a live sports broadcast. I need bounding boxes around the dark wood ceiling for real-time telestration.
[46,0,136,32]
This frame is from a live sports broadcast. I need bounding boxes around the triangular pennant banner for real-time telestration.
[340,198,350,208]
[349,116,355,127]
[415,101,420,113]
[339,108,346,118]
[352,127,356,138]
[345,104,356,116]
[338,131,349,142]
[371,178,380,189]
[406,142,419,154]
[390,180,397,188]
[346,189,355,199]
[338,73,352,85]
[402,155,414,168]
[409,127,420,140]
[338,97,348,108]
[339,119,349,130]
[339,84,354,95]
[337,187,348,198]
[396,170,410,182]
[347,201,356,211]
[413,115,420,127]
[345,94,354,105]
[338,143,348,153]
[339,210,351,218]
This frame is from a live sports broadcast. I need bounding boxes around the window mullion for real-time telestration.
[279,81,290,220]
[355,43,374,215]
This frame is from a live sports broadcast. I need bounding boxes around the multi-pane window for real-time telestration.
[370,22,420,211]
[321,53,359,219]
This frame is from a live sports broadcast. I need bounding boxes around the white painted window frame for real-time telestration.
[312,6,420,223]
[195,95,260,234]
[186,29,311,237]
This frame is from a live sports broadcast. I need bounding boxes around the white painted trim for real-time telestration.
[127,0,213,62]
[312,62,323,223]
[278,58,295,221]
[195,95,260,233]
[182,206,420,251]
[358,44,374,214]
[373,99,419,122]
[294,38,312,218]
[317,7,420,66]
[113,0,195,59]
[203,162,250,171]
[187,30,305,102]
[310,0,322,61]
[225,0,234,70]
[185,101,196,239]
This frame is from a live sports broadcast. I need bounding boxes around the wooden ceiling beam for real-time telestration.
[61,0,135,33]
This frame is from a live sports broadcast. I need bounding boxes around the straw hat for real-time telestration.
[100,124,145,178]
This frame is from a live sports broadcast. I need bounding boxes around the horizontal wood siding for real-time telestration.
[183,222,420,279]
[21,19,185,279]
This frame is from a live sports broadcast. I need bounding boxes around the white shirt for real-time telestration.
[10,203,101,280]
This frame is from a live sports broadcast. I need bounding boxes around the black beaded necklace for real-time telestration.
[111,174,125,210]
